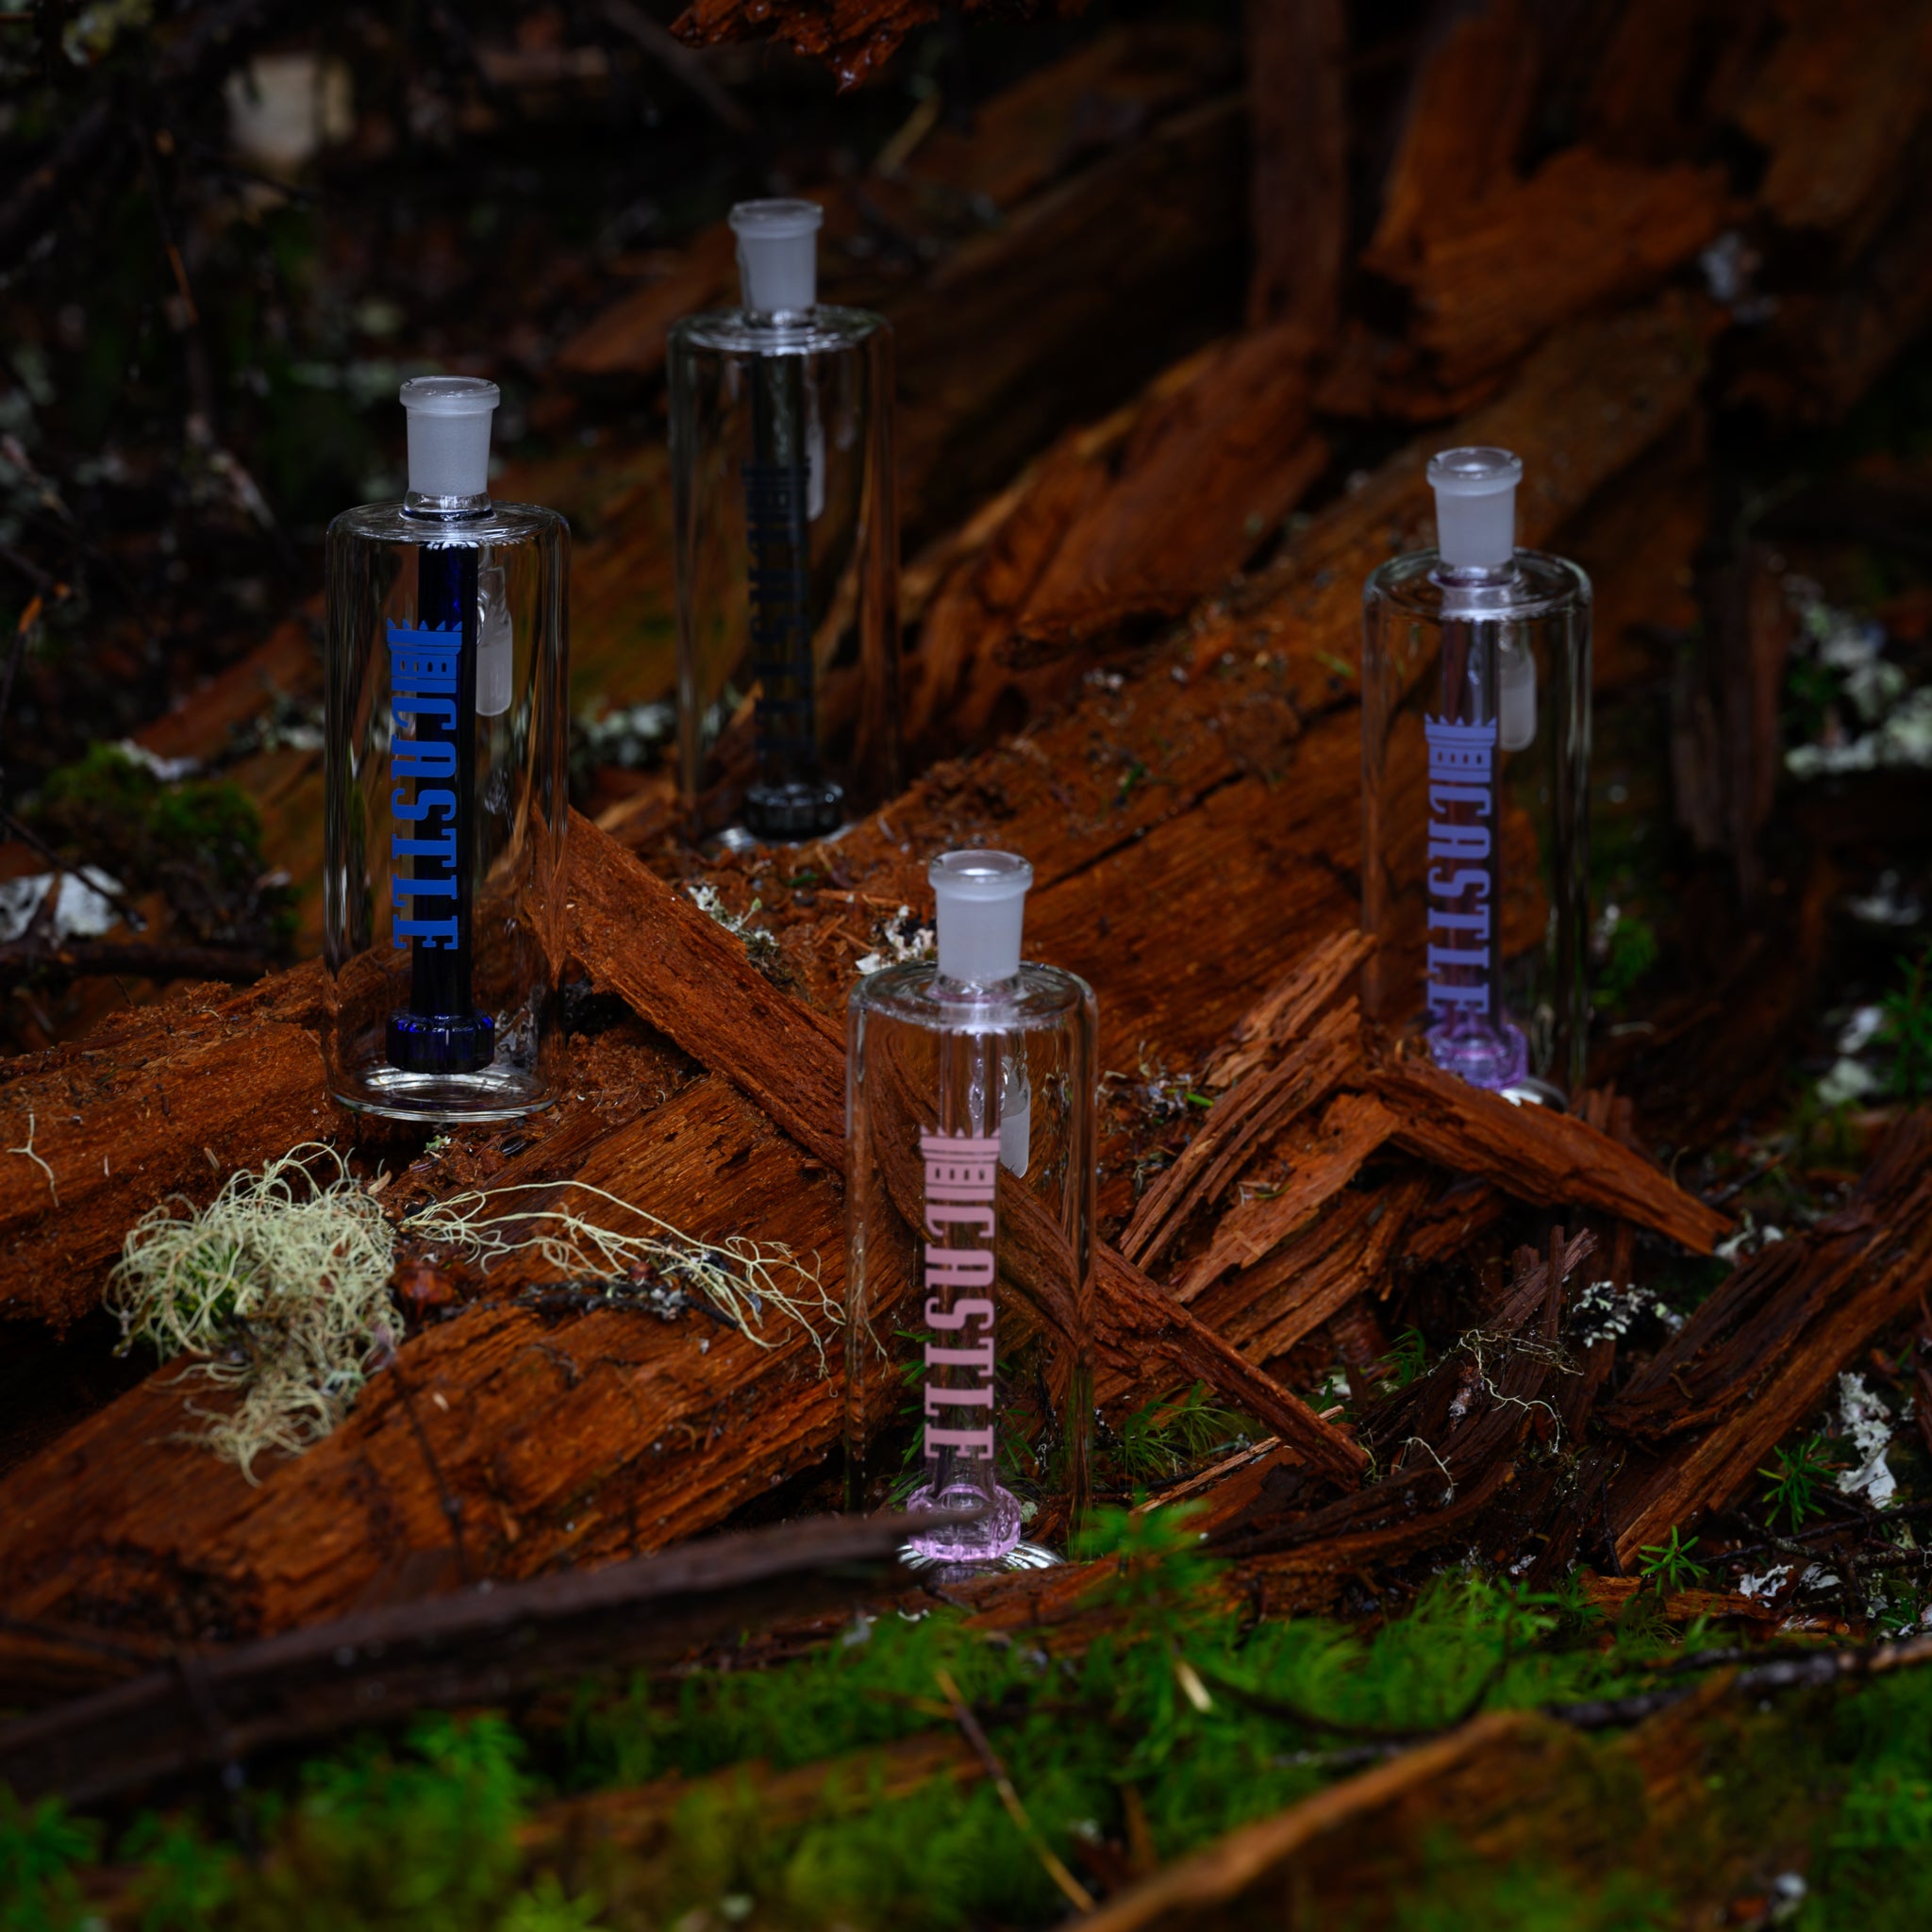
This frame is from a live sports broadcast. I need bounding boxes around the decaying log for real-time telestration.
[0,965,344,1329]
[1671,540,1791,901]
[904,327,1326,758]
[1120,1000,1359,1274]
[556,49,1247,545]
[1244,0,1346,339]
[1371,1053,1731,1254]
[671,0,1076,88]
[1171,1091,1397,1303]
[1733,0,1932,250]
[1365,0,1541,272]
[1728,137,1932,424]
[1601,1110,1932,1567]
[1200,930,1373,1091]
[1366,145,1730,387]
[0,1510,959,1805]
[1214,1230,1593,1574]
[1195,1172,1432,1369]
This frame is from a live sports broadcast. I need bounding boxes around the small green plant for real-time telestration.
[0,1788,98,1932]
[1591,910,1660,1012]
[1759,1436,1840,1532]
[1881,945,1932,1101]
[1378,1326,1430,1390]
[1636,1525,1708,1594]
[116,1814,237,1932]
[1111,1384,1252,1484]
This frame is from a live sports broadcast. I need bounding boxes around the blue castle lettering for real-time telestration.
[388,619,461,948]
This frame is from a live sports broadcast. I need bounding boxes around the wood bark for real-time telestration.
[0,966,344,1329]
[1244,0,1347,339]
[1600,1111,1932,1567]
[1372,1054,1731,1254]
[671,0,1078,89]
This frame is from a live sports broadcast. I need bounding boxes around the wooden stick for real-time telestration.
[0,1508,966,1806]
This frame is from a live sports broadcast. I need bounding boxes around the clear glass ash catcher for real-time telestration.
[845,852,1096,1572]
[670,198,899,843]
[1362,448,1591,1103]
[323,376,569,1121]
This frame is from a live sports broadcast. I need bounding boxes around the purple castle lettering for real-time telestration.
[1423,715,1495,1017]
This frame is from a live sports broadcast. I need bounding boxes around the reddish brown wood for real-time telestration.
[1120,1002,1359,1274]
[1372,1053,1731,1254]
[1603,1111,1932,1566]
[1244,0,1347,339]
[671,0,1078,89]
[1369,146,1730,386]
[571,813,1368,1479]
[0,967,346,1330]
[1174,1091,1397,1302]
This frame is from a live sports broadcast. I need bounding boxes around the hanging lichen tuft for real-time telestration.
[107,1144,397,1482]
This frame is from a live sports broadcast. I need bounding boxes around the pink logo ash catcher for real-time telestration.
[843,849,1097,1574]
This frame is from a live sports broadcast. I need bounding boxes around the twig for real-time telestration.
[0,938,264,985]
[0,1507,978,1806]
[935,1666,1095,1913]
[0,806,139,919]
[601,0,755,135]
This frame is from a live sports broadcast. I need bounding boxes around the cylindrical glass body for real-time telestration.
[1361,550,1591,1102]
[845,963,1096,1571]
[669,307,898,842]
[323,496,569,1121]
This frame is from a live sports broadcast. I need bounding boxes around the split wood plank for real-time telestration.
[567,811,1368,1481]
[1603,1110,1932,1566]
[1172,1091,1397,1302]
[0,965,346,1330]
[1371,1054,1731,1254]
[1120,1000,1360,1273]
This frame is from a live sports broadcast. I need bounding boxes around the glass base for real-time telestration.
[330,1060,554,1124]
[744,777,844,841]
[1498,1076,1568,1110]
[898,1541,1061,1580]
[903,1479,1024,1566]
[1425,1014,1528,1091]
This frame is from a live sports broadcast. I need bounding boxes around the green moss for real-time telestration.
[25,1534,1932,1931]
[32,742,292,955]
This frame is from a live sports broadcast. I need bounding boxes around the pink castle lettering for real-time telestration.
[920,1129,999,1465]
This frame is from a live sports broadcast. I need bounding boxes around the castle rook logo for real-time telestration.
[387,619,462,949]
[1423,715,1496,1016]
[919,1128,999,1465]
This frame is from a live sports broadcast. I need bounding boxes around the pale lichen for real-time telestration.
[107,1143,397,1482]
